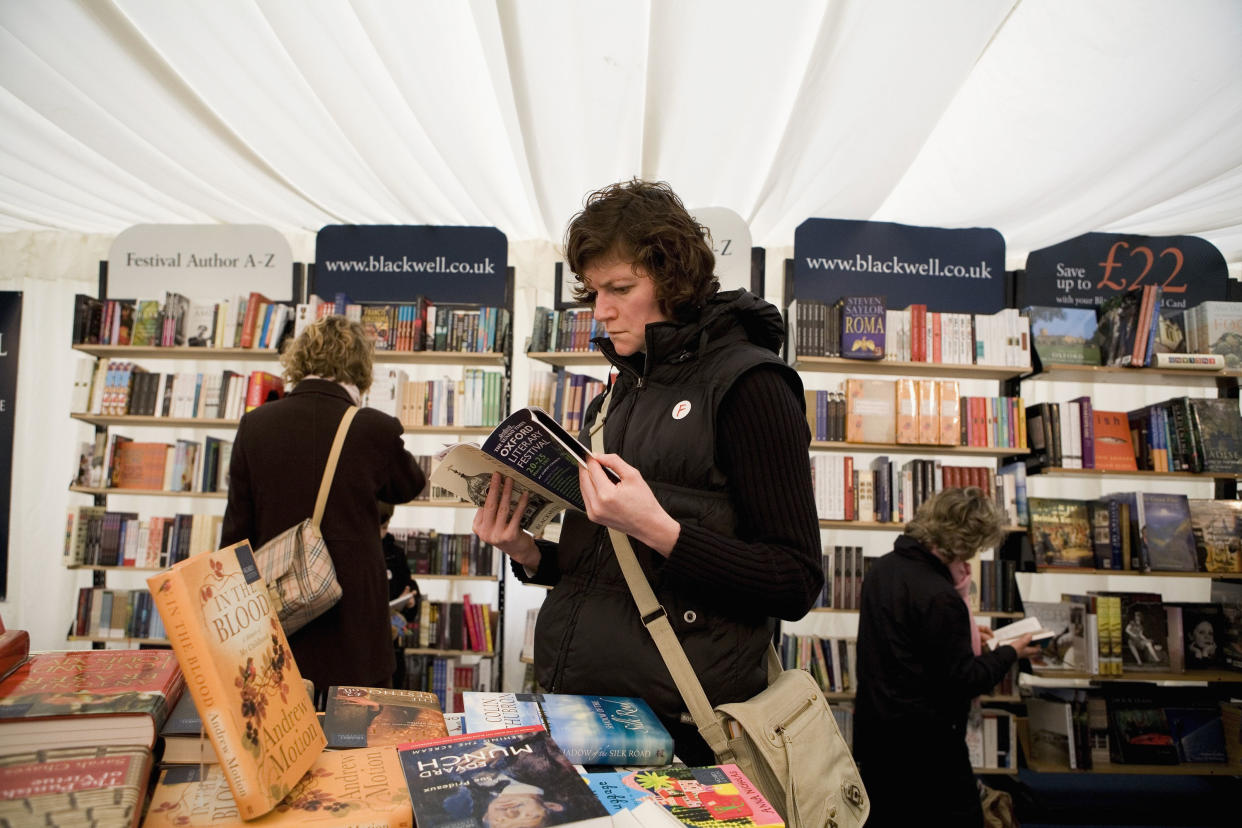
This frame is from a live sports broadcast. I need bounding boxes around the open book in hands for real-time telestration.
[986,615,1056,651]
[429,406,618,535]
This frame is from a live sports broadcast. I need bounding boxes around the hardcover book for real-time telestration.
[1020,601,1079,671]
[1103,685,1179,765]
[323,685,448,749]
[1187,499,1242,573]
[1090,410,1138,471]
[1187,397,1242,473]
[1209,580,1242,672]
[1117,594,1170,672]
[1136,492,1198,572]
[429,406,619,535]
[397,725,611,828]
[839,295,885,360]
[0,745,153,828]
[1164,704,1227,763]
[0,649,183,754]
[459,692,674,766]
[146,540,324,820]
[844,379,896,444]
[1028,498,1094,569]
[1023,305,1101,366]
[143,746,412,827]
[583,764,783,827]
[160,677,317,765]
[1175,603,1226,671]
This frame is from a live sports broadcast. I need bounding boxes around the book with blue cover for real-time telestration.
[459,692,674,766]
[838,295,885,360]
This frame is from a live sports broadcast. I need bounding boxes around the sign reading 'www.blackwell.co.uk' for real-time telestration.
[793,218,1007,314]
[314,225,509,306]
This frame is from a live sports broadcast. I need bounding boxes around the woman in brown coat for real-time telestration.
[221,316,425,703]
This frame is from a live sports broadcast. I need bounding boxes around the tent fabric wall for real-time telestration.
[1,0,1240,274]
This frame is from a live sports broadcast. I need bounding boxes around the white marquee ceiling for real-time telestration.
[1,0,1240,274]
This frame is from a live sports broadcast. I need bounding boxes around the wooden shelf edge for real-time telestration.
[1032,466,1240,480]
[67,635,169,645]
[1031,567,1236,579]
[402,648,497,657]
[69,486,226,499]
[811,440,1028,457]
[1030,669,1242,682]
[411,573,502,581]
[73,344,506,365]
[1023,759,1242,776]
[793,356,1031,380]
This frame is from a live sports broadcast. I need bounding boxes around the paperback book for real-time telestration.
[459,692,674,767]
[1136,492,1198,572]
[146,540,324,820]
[1028,498,1094,569]
[583,764,783,827]
[1210,581,1242,671]
[0,745,153,828]
[0,649,183,754]
[429,406,619,535]
[839,295,886,360]
[1188,499,1242,573]
[322,685,448,749]
[143,746,412,827]
[397,725,611,828]
[1023,305,1101,366]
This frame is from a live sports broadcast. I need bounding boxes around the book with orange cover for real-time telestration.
[938,380,960,446]
[1092,410,1138,471]
[895,378,917,444]
[322,685,447,749]
[845,379,896,444]
[916,379,939,444]
[245,371,285,412]
[147,540,324,820]
[142,746,412,828]
[0,649,183,754]
[0,745,153,828]
[112,441,171,490]
[238,291,272,349]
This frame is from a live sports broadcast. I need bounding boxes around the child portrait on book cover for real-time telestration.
[469,179,824,764]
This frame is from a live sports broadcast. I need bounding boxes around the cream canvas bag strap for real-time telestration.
[589,389,778,759]
[310,405,358,535]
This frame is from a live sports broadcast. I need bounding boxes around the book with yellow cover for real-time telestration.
[147,540,324,820]
[142,746,412,827]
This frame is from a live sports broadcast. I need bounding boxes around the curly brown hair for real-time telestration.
[565,178,719,322]
[279,315,374,393]
[905,487,1006,562]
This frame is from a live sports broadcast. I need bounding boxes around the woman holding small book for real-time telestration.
[471,178,824,764]
[853,487,1043,828]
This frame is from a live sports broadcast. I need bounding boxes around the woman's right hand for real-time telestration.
[471,472,539,568]
[1008,633,1045,660]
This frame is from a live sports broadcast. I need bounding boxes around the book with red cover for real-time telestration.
[0,745,153,828]
[1091,410,1138,471]
[0,649,183,754]
[0,614,29,684]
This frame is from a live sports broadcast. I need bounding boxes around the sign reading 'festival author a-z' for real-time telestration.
[793,218,1007,314]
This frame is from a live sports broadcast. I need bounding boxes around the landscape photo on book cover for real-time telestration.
[430,407,615,535]
[398,725,610,828]
[460,692,674,766]
[1024,306,1101,365]
[322,685,448,749]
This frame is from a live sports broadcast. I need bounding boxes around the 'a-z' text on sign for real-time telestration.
[314,225,508,305]
[793,218,1006,314]
[1020,232,1228,313]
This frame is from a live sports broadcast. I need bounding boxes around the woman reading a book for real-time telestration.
[221,316,425,705]
[853,487,1043,828]
[471,178,824,764]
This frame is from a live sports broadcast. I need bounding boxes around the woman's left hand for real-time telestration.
[580,452,680,556]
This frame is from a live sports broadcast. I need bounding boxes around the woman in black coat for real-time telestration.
[221,316,425,703]
[853,487,1042,827]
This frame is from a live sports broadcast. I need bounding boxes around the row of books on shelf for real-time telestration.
[63,506,222,568]
[1028,494,1240,573]
[71,290,514,355]
[1027,685,1242,769]
[397,595,497,655]
[811,453,1028,528]
[366,366,508,428]
[779,633,856,694]
[390,528,500,577]
[528,369,607,433]
[74,358,285,420]
[831,378,1027,449]
[70,587,167,641]
[787,297,1031,367]
[1017,583,1242,677]
[967,709,1018,771]
[1025,395,1242,474]
[396,656,497,717]
[811,544,1017,613]
[75,433,231,494]
[528,305,604,353]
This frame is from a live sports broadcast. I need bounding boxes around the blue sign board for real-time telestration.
[313,225,508,305]
[793,218,1006,314]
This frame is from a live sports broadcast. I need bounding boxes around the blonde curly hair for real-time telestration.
[905,486,1005,562]
[280,315,374,393]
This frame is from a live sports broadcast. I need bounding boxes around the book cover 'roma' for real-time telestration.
[147,539,324,820]
[143,746,412,827]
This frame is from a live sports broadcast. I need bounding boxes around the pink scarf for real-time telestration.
[948,559,982,656]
